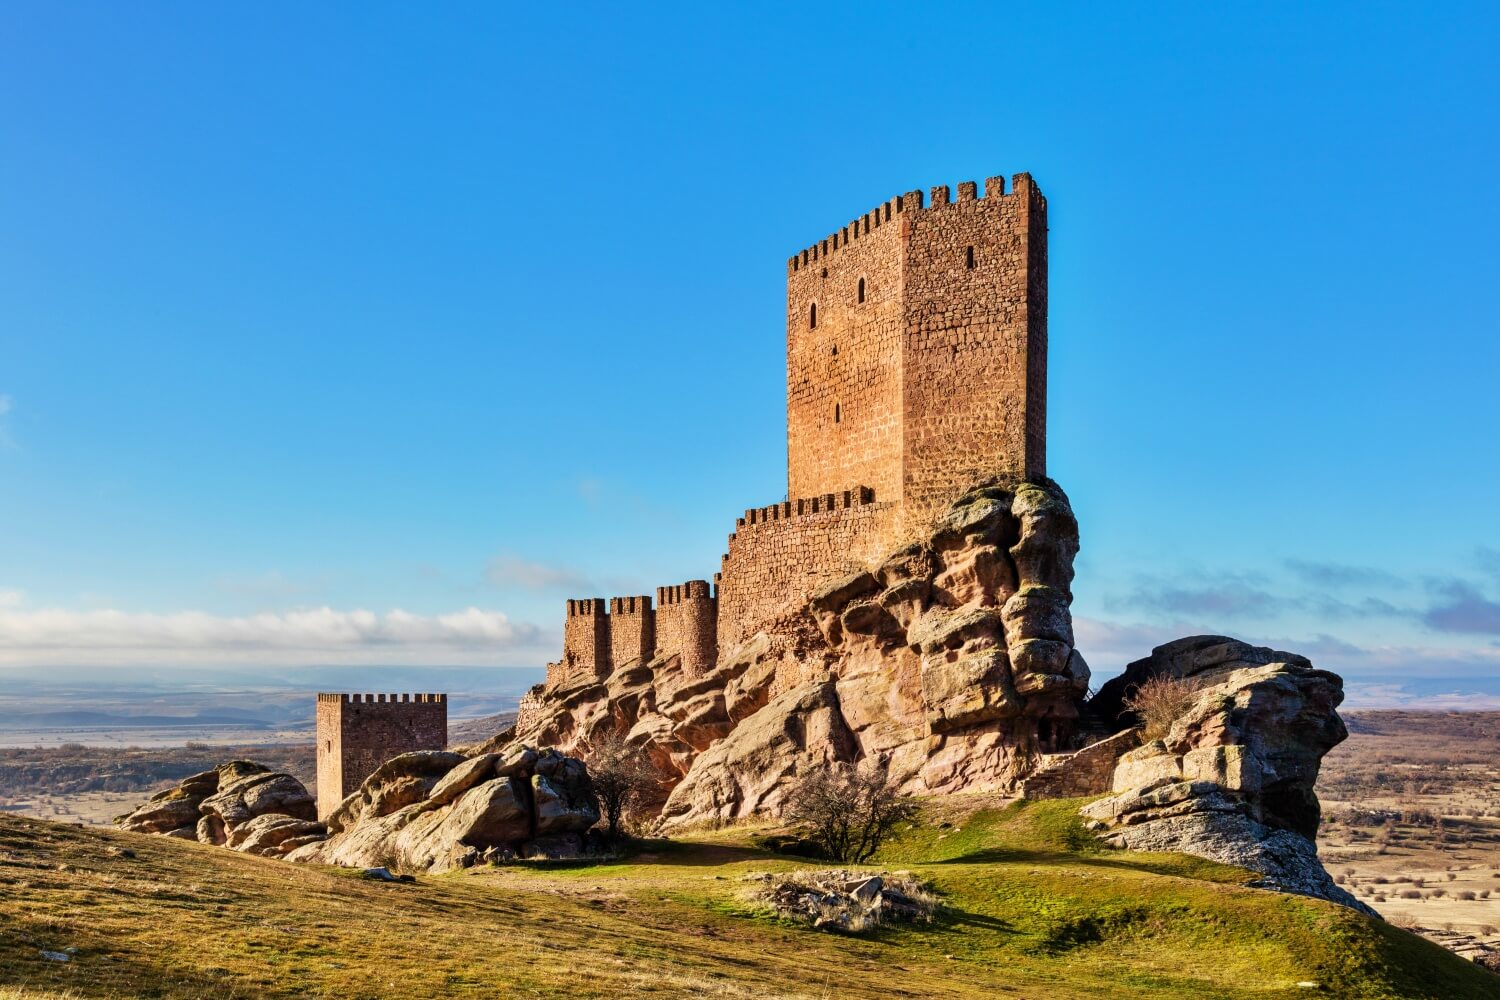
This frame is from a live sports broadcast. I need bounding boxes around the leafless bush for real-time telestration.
[1458,891,1476,901]
[785,759,918,864]
[1123,674,1199,741]
[1399,890,1421,899]
[581,731,661,840]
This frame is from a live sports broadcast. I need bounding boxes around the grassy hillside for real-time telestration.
[0,801,1493,999]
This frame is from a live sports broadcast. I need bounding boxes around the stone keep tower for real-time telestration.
[315,692,447,819]
[785,173,1047,537]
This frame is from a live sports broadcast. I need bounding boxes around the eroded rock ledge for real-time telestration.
[1078,636,1374,915]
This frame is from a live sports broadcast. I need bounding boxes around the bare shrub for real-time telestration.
[1458,891,1476,901]
[785,759,918,864]
[1389,913,1420,929]
[1123,674,1199,741]
[1373,894,1387,903]
[581,731,660,840]
[1399,890,1421,899]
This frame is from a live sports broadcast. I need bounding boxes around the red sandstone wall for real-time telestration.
[655,581,717,676]
[608,595,655,667]
[315,693,448,819]
[786,197,908,508]
[560,598,609,685]
[900,175,1046,531]
[716,489,895,649]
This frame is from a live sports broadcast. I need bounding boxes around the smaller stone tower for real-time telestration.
[315,692,447,819]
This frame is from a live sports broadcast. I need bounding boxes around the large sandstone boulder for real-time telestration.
[1078,637,1372,914]
[501,479,1089,831]
[292,744,600,872]
[117,760,324,856]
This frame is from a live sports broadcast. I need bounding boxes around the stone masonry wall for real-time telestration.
[900,174,1047,532]
[1019,729,1140,801]
[556,598,609,687]
[716,488,895,649]
[609,595,655,668]
[655,581,717,677]
[315,692,448,819]
[786,200,907,511]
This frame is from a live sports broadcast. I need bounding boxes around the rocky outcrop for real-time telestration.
[1078,636,1373,915]
[493,479,1089,831]
[117,761,322,858]
[290,745,601,872]
[745,869,938,932]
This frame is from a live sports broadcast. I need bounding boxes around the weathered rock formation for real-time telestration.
[116,761,324,858]
[493,479,1089,830]
[1078,636,1373,914]
[289,745,601,871]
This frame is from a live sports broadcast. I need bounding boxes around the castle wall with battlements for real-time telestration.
[716,487,893,649]
[539,173,1047,702]
[315,693,447,819]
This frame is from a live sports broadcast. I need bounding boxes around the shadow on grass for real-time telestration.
[932,845,1245,882]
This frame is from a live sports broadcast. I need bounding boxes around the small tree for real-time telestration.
[785,759,917,864]
[582,731,659,840]
[1123,673,1198,741]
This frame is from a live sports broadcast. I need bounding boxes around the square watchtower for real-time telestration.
[314,692,448,819]
[785,173,1048,537]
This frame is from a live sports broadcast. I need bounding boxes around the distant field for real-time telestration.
[1317,710,1500,961]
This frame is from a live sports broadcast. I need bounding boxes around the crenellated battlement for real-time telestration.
[608,595,652,615]
[316,692,446,705]
[787,192,917,276]
[734,486,877,533]
[656,579,715,605]
[785,174,1040,276]
[566,598,607,618]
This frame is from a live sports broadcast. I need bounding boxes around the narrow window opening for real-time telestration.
[821,267,828,278]
[831,345,838,357]
[809,303,817,329]
[834,403,841,423]
[857,277,866,303]
[951,344,958,360]
[965,246,975,269]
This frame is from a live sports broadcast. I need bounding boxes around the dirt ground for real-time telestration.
[1317,710,1500,963]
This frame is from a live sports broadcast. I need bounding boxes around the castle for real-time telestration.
[526,173,1048,712]
[315,692,447,819]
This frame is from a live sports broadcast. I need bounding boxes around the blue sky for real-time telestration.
[1,3,1497,703]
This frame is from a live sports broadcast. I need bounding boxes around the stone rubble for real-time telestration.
[745,869,938,933]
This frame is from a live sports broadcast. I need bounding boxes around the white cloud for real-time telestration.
[484,553,590,592]
[0,589,24,609]
[0,604,548,666]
